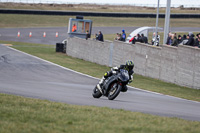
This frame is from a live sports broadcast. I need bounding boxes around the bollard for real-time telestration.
[17,31,20,37]
[43,32,46,37]
[29,32,32,37]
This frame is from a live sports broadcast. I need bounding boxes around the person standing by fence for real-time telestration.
[97,31,104,42]
[121,30,126,42]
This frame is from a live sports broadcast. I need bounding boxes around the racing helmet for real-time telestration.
[125,60,134,70]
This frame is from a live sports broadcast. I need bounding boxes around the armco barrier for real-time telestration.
[0,9,200,18]
[67,37,200,89]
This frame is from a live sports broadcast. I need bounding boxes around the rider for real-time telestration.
[97,60,134,94]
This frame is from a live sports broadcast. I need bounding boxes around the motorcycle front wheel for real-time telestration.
[92,85,102,98]
[108,83,121,100]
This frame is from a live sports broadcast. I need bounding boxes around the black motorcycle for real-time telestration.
[92,69,130,100]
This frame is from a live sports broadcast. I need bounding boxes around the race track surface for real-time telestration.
[0,44,200,121]
[0,27,200,45]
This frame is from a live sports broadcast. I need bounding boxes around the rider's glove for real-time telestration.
[111,66,118,74]
[111,66,118,71]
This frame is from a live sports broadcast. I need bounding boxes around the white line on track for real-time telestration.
[5,45,200,104]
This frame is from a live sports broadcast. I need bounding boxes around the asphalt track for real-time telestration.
[0,27,200,45]
[0,44,200,121]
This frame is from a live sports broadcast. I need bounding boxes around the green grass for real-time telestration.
[0,40,200,102]
[1,3,200,14]
[1,93,200,133]
[1,14,200,28]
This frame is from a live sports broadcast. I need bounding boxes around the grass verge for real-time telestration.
[0,93,200,133]
[0,40,200,102]
[1,3,200,14]
[1,14,200,28]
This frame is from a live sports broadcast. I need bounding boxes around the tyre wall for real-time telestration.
[67,37,200,89]
[1,9,200,18]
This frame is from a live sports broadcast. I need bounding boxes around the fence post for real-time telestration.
[163,0,171,45]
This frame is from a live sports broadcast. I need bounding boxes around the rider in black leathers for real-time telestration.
[97,61,134,94]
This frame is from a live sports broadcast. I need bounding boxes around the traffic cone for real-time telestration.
[56,32,58,37]
[29,32,32,37]
[17,31,20,37]
[43,32,46,37]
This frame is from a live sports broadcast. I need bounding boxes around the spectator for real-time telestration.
[177,35,183,44]
[171,34,178,46]
[129,35,136,44]
[174,33,177,38]
[114,33,121,41]
[181,35,189,45]
[180,34,188,45]
[135,34,142,42]
[166,32,172,45]
[198,34,200,48]
[182,34,187,40]
[114,33,119,40]
[186,32,195,46]
[187,34,190,39]
[152,32,160,46]
[97,31,104,42]
[119,34,123,41]
[192,33,195,38]
[95,33,98,40]
[85,30,90,40]
[194,34,199,47]
[141,33,148,44]
[121,29,126,42]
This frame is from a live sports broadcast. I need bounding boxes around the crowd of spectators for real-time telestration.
[129,33,149,44]
[166,32,200,48]
[128,33,154,45]
[94,29,200,49]
[114,30,127,42]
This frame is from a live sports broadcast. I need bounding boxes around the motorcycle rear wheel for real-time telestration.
[92,85,102,98]
[108,83,121,100]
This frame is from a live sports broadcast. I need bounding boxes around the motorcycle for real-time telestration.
[92,69,130,100]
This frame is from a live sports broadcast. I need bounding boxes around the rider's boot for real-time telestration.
[97,77,105,94]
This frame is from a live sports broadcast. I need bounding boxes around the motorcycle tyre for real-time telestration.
[92,85,102,98]
[108,83,121,100]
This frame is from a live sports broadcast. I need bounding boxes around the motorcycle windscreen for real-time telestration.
[118,69,129,82]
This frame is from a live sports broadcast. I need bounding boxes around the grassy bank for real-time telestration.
[0,40,200,102]
[1,93,200,133]
[1,14,200,28]
[1,2,200,14]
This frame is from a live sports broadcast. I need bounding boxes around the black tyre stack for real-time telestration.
[56,43,65,53]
